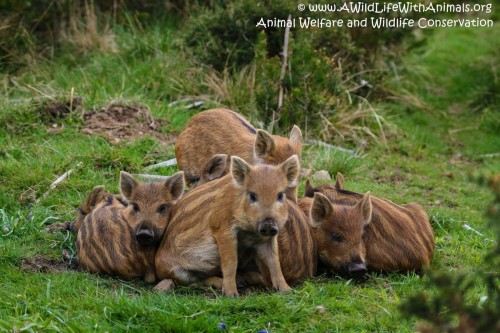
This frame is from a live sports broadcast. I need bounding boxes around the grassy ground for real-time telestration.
[0,20,498,332]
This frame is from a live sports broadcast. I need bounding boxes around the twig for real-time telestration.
[462,224,493,242]
[277,17,291,113]
[269,14,291,133]
[144,158,178,171]
[134,174,171,181]
[36,163,82,203]
[185,101,204,109]
[168,98,192,107]
[448,126,478,134]
[167,98,204,109]
[24,84,55,101]
[478,152,500,159]
[462,224,484,236]
[69,87,75,112]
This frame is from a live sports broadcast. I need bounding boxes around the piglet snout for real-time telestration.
[348,261,367,277]
[136,227,155,245]
[257,219,279,237]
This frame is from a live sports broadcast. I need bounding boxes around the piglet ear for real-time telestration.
[231,156,251,186]
[120,172,138,199]
[280,154,300,188]
[79,185,106,216]
[335,172,345,190]
[202,154,227,182]
[86,186,106,207]
[164,171,185,201]
[254,129,275,160]
[356,192,372,226]
[310,193,332,228]
[304,179,315,197]
[289,125,303,145]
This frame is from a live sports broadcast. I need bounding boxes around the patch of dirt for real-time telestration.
[448,153,469,166]
[38,97,83,120]
[20,253,75,273]
[81,103,174,145]
[18,187,38,203]
[45,221,72,233]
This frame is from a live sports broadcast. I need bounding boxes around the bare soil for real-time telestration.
[39,97,82,120]
[38,99,175,144]
[81,103,174,144]
[20,253,76,273]
[45,221,72,233]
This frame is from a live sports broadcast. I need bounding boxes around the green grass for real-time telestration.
[0,17,499,332]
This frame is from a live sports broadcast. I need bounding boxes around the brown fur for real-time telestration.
[275,200,317,285]
[304,172,344,198]
[334,172,345,190]
[155,155,314,296]
[300,181,434,275]
[175,109,303,190]
[76,172,184,283]
[196,153,228,187]
[197,153,317,283]
[71,186,125,232]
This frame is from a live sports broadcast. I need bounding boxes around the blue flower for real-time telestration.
[217,322,228,330]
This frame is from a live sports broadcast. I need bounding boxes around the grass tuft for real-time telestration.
[59,1,117,55]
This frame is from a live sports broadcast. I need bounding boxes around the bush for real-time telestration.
[400,175,500,332]
[188,0,399,145]
[0,0,213,71]
[184,0,416,72]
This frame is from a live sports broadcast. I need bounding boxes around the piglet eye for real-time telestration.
[158,204,169,214]
[277,192,285,202]
[330,233,342,243]
[132,203,140,213]
[248,192,257,203]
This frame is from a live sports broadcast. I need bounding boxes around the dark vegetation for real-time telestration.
[401,176,500,332]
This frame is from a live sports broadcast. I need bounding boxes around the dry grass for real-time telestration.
[0,15,37,68]
[386,88,433,112]
[316,99,392,149]
[385,64,434,112]
[313,63,394,149]
[59,1,117,54]
[201,60,393,150]
[202,64,258,113]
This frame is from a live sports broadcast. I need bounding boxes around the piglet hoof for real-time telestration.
[144,272,156,284]
[203,276,223,290]
[222,287,239,298]
[277,284,292,293]
[153,279,175,292]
